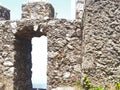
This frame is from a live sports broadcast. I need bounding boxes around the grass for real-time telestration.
[73,75,120,90]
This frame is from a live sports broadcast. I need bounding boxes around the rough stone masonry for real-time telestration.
[0,5,10,20]
[82,0,120,87]
[0,0,120,90]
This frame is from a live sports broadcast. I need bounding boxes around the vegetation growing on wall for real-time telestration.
[74,75,120,90]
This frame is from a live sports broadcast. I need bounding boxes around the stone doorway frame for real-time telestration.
[14,25,47,90]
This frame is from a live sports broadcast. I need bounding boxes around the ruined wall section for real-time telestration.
[1,0,120,90]
[47,19,82,89]
[0,19,45,90]
[0,20,35,90]
[0,19,82,90]
[83,0,120,86]
[22,2,54,19]
[0,5,10,20]
[0,21,16,90]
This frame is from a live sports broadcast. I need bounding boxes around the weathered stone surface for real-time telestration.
[0,82,4,90]
[22,2,54,19]
[76,0,85,19]
[47,19,82,89]
[0,0,120,90]
[0,19,82,90]
[52,86,75,90]
[83,0,120,86]
[3,61,13,66]
[0,5,10,20]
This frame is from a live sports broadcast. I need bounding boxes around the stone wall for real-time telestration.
[0,5,10,20]
[0,0,120,90]
[0,19,82,90]
[47,19,82,89]
[22,2,54,19]
[82,0,120,87]
[0,21,16,90]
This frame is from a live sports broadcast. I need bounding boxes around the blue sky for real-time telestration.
[0,0,71,20]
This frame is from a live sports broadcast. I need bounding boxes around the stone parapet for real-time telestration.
[0,19,82,90]
[21,2,54,19]
[0,5,10,20]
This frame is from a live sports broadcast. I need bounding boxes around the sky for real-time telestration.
[0,0,76,89]
[32,36,47,88]
[0,0,74,20]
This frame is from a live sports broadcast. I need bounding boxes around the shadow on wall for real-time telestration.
[13,25,46,90]
[14,36,32,90]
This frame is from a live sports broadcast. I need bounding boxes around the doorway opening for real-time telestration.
[31,36,47,89]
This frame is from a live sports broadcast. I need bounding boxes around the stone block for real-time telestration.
[0,5,10,20]
[21,2,54,19]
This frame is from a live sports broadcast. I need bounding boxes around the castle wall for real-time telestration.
[22,2,54,19]
[83,0,120,86]
[0,21,15,90]
[0,5,10,20]
[47,19,82,89]
[0,19,82,90]
[0,0,120,90]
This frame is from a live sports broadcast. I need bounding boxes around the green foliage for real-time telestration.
[75,79,81,86]
[89,86,104,90]
[82,76,92,90]
[73,75,120,90]
[115,81,120,90]
[94,86,104,90]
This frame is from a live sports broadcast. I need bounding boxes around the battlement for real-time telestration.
[22,2,54,19]
[0,0,120,90]
[0,5,10,20]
